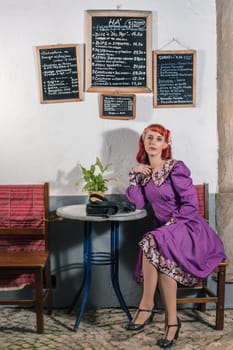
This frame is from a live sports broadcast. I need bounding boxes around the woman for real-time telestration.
[125,124,226,348]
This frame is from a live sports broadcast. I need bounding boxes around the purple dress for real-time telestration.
[126,159,226,286]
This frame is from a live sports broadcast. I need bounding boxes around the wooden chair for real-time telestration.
[176,183,227,330]
[0,183,52,333]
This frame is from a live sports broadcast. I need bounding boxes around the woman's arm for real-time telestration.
[125,167,149,209]
[170,161,199,224]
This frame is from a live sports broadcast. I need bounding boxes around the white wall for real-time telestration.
[1,0,228,310]
[0,0,217,194]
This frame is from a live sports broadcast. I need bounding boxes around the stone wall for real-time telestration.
[216,0,233,281]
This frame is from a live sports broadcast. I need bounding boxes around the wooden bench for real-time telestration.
[0,183,52,333]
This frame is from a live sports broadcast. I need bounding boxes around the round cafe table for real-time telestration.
[56,204,147,332]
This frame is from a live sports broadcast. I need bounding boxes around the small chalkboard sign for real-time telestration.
[36,44,82,103]
[100,94,136,120]
[153,50,196,108]
[86,10,152,93]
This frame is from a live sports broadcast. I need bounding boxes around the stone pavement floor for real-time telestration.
[0,307,232,350]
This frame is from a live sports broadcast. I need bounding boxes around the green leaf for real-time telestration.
[77,157,116,193]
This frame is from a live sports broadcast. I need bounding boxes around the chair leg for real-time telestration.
[35,268,44,334]
[199,279,207,312]
[199,303,206,312]
[215,265,226,330]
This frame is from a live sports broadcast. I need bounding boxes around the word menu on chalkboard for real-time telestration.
[86,10,152,93]
[36,44,82,103]
[100,94,136,119]
[153,50,196,108]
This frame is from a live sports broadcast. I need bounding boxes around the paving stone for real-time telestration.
[0,307,232,349]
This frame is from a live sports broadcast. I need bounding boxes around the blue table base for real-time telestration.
[68,221,132,332]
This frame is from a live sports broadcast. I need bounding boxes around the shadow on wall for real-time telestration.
[50,128,140,195]
[50,166,81,195]
[100,128,140,194]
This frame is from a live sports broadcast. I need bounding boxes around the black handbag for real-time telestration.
[86,193,136,217]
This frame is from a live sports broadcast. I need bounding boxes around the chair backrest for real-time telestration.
[0,183,49,252]
[194,183,209,222]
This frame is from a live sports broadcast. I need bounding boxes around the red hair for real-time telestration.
[136,124,172,164]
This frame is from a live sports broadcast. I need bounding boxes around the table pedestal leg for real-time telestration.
[72,222,92,332]
[110,222,132,322]
[70,220,132,332]
[68,222,88,314]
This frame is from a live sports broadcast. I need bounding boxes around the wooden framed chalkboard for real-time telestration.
[36,44,82,103]
[153,50,196,108]
[86,10,152,93]
[99,94,136,120]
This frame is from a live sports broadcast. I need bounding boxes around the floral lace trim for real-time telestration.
[165,217,175,226]
[139,234,199,286]
[129,159,176,187]
[152,159,175,186]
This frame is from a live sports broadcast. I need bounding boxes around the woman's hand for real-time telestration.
[132,164,152,176]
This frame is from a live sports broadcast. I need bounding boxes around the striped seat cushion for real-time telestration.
[0,185,46,289]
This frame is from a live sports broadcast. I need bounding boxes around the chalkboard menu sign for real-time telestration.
[36,44,82,103]
[100,94,136,119]
[153,50,196,108]
[86,10,152,93]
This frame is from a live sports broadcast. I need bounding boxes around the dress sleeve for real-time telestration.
[125,169,147,209]
[170,161,199,223]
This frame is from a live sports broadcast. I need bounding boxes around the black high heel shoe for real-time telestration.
[125,308,156,331]
[157,317,181,348]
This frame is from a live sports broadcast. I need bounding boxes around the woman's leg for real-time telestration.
[133,253,158,324]
[158,272,178,340]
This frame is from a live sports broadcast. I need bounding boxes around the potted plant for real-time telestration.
[76,157,114,198]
